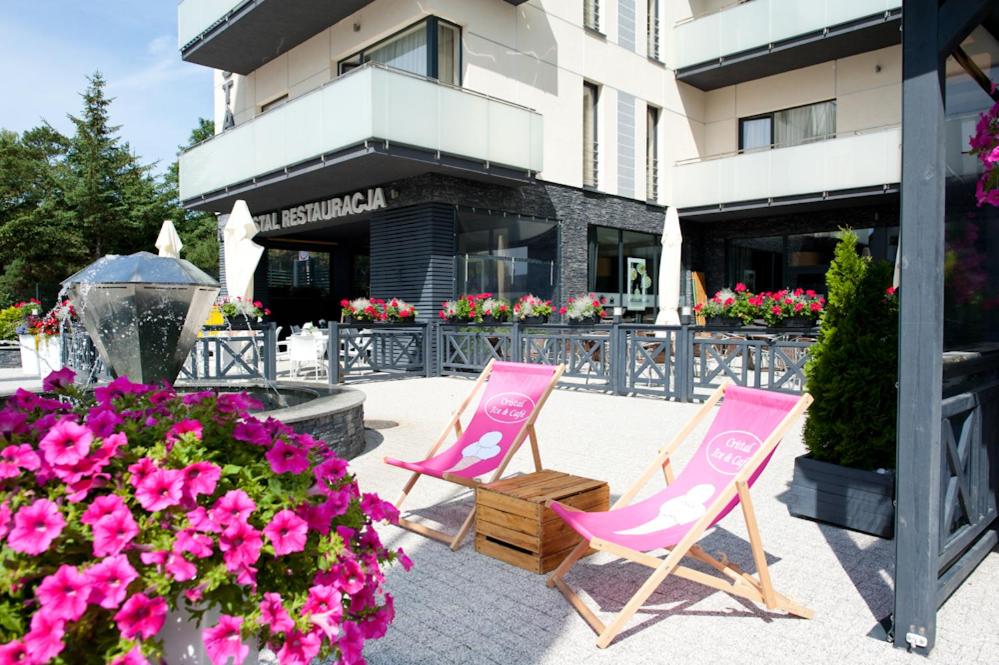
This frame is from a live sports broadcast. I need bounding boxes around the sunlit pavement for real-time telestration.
[348,377,999,665]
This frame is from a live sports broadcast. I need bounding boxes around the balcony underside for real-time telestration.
[676,9,902,91]
[181,140,534,214]
[181,0,375,75]
[677,184,899,222]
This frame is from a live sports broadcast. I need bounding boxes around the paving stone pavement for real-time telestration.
[348,377,999,665]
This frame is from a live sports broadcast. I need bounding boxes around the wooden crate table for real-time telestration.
[475,470,609,574]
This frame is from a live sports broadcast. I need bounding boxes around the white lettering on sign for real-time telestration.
[252,187,387,232]
[483,392,535,425]
[704,430,763,475]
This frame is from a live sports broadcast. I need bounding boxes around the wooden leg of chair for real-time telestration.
[529,425,543,472]
[596,557,680,648]
[394,472,421,510]
[547,539,590,588]
[554,577,606,636]
[737,481,777,609]
[449,505,476,551]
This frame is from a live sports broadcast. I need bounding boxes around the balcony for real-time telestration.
[674,0,902,90]
[178,0,376,75]
[179,65,544,212]
[672,125,900,211]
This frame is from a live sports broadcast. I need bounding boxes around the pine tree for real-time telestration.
[802,230,899,470]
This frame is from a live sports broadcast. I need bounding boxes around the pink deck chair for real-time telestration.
[385,359,565,550]
[547,382,814,648]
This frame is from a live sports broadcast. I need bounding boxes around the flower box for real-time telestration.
[706,316,742,327]
[779,316,816,329]
[566,316,599,326]
[519,315,548,325]
[18,334,62,375]
[786,454,894,538]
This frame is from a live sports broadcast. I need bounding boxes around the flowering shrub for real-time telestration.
[0,300,41,341]
[341,298,384,323]
[438,294,492,322]
[15,300,76,337]
[0,370,408,664]
[382,299,417,323]
[970,99,999,207]
[559,294,606,321]
[218,297,270,321]
[513,295,553,321]
[478,298,511,322]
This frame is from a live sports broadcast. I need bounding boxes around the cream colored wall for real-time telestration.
[699,45,901,156]
[211,0,684,203]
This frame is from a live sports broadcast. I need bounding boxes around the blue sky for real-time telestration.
[0,1,213,173]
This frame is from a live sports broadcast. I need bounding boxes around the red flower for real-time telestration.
[885,286,898,296]
[559,306,567,315]
[734,283,747,293]
[771,306,782,315]
[693,303,703,313]
[810,302,822,312]
[724,298,734,306]
[340,299,349,307]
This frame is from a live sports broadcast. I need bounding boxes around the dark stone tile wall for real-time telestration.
[288,401,366,460]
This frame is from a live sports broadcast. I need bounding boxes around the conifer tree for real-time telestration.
[802,230,899,470]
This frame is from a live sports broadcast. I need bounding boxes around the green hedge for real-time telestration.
[802,231,899,470]
[0,306,22,342]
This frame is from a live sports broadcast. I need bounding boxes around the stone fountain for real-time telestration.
[61,252,219,385]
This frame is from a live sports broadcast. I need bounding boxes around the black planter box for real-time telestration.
[787,454,895,538]
[706,316,741,327]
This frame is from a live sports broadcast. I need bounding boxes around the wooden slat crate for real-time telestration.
[475,470,609,574]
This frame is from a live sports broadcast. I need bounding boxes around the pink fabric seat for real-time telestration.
[550,386,801,552]
[385,361,561,480]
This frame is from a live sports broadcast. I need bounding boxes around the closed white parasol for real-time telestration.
[223,200,264,301]
[155,219,184,258]
[654,207,682,326]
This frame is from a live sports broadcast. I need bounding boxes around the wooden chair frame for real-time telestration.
[389,359,566,550]
[546,382,814,648]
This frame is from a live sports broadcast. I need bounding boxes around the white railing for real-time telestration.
[177,0,247,50]
[672,125,900,208]
[673,0,901,69]
[179,64,544,202]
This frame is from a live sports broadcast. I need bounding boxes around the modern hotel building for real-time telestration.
[178,0,904,324]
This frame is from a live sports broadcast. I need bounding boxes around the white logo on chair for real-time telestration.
[484,392,535,424]
[447,431,503,472]
[614,484,716,536]
[704,430,763,475]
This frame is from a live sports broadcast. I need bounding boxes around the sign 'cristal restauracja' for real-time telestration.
[253,187,387,232]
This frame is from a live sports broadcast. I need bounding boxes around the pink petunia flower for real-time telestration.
[360,492,399,523]
[360,593,395,640]
[134,468,184,512]
[0,640,31,665]
[202,615,248,665]
[174,529,214,559]
[38,420,93,466]
[232,420,271,447]
[87,555,138,609]
[0,444,41,479]
[92,510,139,557]
[211,490,256,524]
[109,647,150,665]
[303,584,342,618]
[166,419,203,445]
[259,593,295,634]
[114,594,167,640]
[81,494,128,526]
[187,507,220,533]
[42,368,75,393]
[276,629,322,665]
[165,552,197,582]
[265,441,309,475]
[8,499,65,555]
[93,432,128,463]
[85,408,123,439]
[35,565,90,622]
[0,502,10,543]
[338,621,365,665]
[396,547,414,572]
[219,521,262,571]
[127,457,158,487]
[181,462,221,499]
[23,610,66,663]
[263,510,309,556]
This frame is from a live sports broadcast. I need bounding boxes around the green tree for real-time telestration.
[802,230,899,470]
[160,117,219,277]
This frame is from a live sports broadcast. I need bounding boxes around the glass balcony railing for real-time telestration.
[179,64,544,203]
[671,124,901,208]
[177,0,245,50]
[456,255,557,303]
[673,0,902,70]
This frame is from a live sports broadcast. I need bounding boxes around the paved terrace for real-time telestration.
[351,377,999,665]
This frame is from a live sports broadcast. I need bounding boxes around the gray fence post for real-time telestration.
[612,323,625,396]
[511,322,522,362]
[263,322,277,382]
[436,323,443,376]
[328,323,340,385]
[423,322,433,378]
[677,325,691,403]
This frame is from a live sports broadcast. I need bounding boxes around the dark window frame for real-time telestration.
[336,16,463,85]
[737,98,838,152]
[583,81,600,189]
[646,103,660,201]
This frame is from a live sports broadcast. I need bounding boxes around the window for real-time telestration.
[739,100,837,152]
[337,17,461,85]
[587,226,661,314]
[583,82,599,188]
[646,105,660,201]
[584,0,600,31]
[260,94,288,114]
[647,0,660,60]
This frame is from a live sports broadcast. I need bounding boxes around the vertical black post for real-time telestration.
[263,322,277,382]
[612,322,625,395]
[894,0,945,652]
[328,323,340,385]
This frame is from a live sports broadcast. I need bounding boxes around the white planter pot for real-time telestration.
[18,334,40,376]
[37,336,63,374]
[162,607,273,665]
